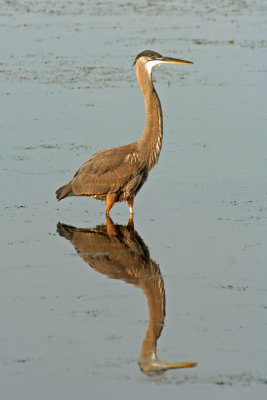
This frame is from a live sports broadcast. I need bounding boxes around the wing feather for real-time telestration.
[70,142,140,195]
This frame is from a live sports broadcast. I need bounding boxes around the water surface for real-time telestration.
[0,1,266,399]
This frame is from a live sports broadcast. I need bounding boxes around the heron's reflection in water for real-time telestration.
[57,216,197,375]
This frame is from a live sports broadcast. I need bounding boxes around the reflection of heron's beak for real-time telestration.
[140,359,197,374]
[160,56,193,65]
[161,361,197,369]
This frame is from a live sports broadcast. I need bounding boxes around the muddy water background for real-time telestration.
[1,1,266,399]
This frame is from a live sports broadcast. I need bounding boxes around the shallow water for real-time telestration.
[1,1,266,399]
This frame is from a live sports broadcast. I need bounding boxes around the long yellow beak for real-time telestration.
[160,56,193,65]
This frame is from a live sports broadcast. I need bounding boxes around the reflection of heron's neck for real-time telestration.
[139,271,165,364]
[136,62,163,170]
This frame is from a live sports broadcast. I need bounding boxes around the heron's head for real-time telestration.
[133,50,193,74]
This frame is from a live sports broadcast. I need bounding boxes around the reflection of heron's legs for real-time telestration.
[127,215,134,231]
[106,215,118,236]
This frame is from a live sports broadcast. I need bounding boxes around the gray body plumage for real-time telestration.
[56,50,193,215]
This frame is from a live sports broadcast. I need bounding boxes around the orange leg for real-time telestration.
[105,193,118,216]
[127,198,134,215]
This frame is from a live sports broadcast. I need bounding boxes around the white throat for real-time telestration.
[145,60,165,75]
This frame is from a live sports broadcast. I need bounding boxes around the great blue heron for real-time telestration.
[56,50,193,216]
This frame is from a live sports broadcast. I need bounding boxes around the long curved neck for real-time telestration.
[139,266,165,368]
[136,63,163,170]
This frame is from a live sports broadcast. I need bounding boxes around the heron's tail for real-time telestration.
[55,183,73,200]
[57,222,75,240]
